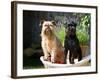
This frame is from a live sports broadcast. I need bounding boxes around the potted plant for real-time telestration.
[77,30,90,57]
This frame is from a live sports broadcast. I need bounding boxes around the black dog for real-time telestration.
[64,21,82,64]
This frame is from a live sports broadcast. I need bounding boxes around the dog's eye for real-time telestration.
[44,24,53,27]
[49,25,53,27]
[44,25,48,27]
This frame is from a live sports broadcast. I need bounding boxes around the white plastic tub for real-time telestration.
[40,55,91,68]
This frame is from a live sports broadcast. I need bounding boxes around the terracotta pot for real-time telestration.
[80,45,89,57]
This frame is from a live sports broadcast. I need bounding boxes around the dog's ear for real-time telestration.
[51,21,56,26]
[39,20,45,27]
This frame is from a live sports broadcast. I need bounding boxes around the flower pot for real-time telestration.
[80,45,89,57]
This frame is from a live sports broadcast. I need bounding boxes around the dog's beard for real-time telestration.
[69,32,75,36]
[44,28,54,37]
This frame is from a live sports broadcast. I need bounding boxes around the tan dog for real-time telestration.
[40,20,65,64]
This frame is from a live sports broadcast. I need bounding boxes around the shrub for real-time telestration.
[55,27,65,45]
[55,26,89,46]
[76,30,89,45]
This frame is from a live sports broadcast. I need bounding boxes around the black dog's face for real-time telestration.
[65,22,77,36]
[67,25,76,36]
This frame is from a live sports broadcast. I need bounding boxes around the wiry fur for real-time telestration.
[40,20,65,64]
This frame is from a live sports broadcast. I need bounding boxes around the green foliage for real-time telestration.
[79,14,90,32]
[55,27,65,45]
[77,14,90,45]
[76,30,89,45]
[55,25,90,45]
[52,13,90,45]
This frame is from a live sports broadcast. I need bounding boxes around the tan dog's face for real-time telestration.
[41,21,56,36]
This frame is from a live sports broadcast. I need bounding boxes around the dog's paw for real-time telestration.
[47,56,51,61]
[43,56,51,61]
[43,56,48,61]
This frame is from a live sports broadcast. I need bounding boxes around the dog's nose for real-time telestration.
[47,26,50,29]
